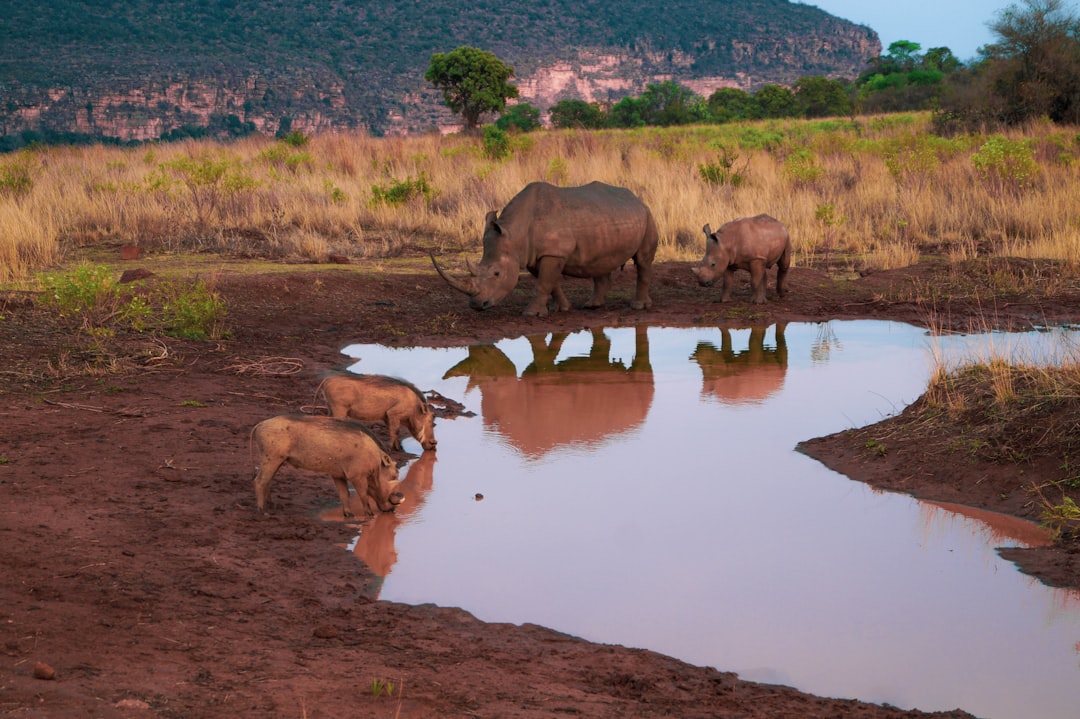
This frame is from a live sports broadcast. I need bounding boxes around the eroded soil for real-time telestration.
[3,256,1079,718]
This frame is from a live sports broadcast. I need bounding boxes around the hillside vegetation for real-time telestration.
[0,0,877,138]
[2,113,1078,286]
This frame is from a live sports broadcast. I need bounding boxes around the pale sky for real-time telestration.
[805,1,1019,62]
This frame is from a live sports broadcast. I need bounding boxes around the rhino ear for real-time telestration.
[484,210,499,231]
[702,223,712,236]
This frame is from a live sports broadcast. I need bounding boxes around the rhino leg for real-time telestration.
[524,256,566,316]
[749,261,768,304]
[631,260,653,310]
[720,268,736,302]
[776,250,790,298]
[552,284,571,313]
[585,273,612,309]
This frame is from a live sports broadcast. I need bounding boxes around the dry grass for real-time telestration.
[919,327,1080,539]
[2,113,1080,282]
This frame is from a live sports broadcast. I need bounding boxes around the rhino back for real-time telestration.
[501,182,654,275]
[721,215,790,265]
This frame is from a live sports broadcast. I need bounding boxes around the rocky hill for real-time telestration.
[0,0,880,141]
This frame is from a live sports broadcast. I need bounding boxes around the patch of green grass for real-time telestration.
[370,677,395,698]
[35,262,227,341]
[864,439,887,456]
[1041,496,1080,541]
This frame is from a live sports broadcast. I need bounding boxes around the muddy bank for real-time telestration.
[4,258,1079,718]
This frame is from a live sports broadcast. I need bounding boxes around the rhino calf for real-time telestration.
[316,373,437,451]
[251,414,403,518]
[692,214,791,304]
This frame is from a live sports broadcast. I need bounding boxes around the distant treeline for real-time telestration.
[488,41,961,133]
[500,0,1080,135]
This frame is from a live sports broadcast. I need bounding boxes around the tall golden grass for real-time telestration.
[1,112,1079,282]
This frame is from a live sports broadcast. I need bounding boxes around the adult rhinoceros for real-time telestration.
[432,181,658,317]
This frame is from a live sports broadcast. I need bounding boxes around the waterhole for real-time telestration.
[332,321,1080,719]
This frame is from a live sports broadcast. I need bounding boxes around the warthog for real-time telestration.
[315,373,437,451]
[692,214,791,304]
[251,414,403,518]
[432,181,658,317]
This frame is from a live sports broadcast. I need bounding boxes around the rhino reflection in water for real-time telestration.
[690,323,788,404]
[444,326,654,459]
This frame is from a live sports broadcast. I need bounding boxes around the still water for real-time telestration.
[337,321,1080,719]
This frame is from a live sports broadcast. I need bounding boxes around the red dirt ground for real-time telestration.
[3,256,1079,718]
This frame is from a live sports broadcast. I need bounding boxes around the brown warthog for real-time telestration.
[315,373,437,451]
[692,214,791,304]
[431,181,658,317]
[251,414,403,518]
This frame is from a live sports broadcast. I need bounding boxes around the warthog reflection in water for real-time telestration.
[690,323,788,405]
[322,450,437,599]
[443,326,654,459]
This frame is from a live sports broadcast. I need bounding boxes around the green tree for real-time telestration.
[549,99,606,129]
[794,76,853,117]
[923,46,961,73]
[981,0,1080,124]
[706,87,753,123]
[856,40,961,113]
[936,0,1080,129]
[495,103,541,132]
[608,96,648,128]
[424,46,520,131]
[752,84,798,119]
[638,81,707,126]
[886,40,922,70]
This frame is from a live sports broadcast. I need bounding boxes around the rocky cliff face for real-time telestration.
[1,22,880,142]
[382,26,879,135]
[1,70,356,142]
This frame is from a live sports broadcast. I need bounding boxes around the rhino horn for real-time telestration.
[431,253,477,297]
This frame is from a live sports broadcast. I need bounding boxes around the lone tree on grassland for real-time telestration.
[424,46,519,132]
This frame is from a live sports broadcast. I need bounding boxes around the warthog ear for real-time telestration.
[380,452,392,467]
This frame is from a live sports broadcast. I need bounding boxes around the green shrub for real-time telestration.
[972,135,1040,190]
[783,148,824,185]
[698,144,745,186]
[281,130,310,147]
[0,153,36,198]
[370,173,435,205]
[482,125,511,160]
[879,134,941,183]
[156,280,227,340]
[37,263,228,340]
[39,263,120,326]
[152,154,259,225]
